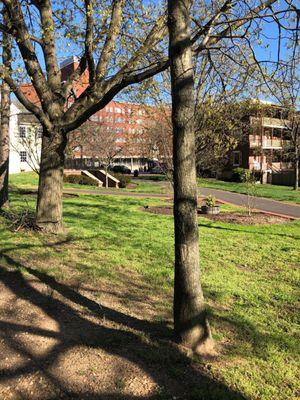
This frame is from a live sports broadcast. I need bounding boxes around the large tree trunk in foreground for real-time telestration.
[36,129,67,233]
[0,10,11,209]
[0,79,10,209]
[168,0,212,352]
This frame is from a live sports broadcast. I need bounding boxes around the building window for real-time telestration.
[19,126,26,138]
[233,151,241,167]
[115,107,121,113]
[20,151,27,162]
[36,126,43,138]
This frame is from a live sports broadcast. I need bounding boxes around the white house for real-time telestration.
[9,99,41,174]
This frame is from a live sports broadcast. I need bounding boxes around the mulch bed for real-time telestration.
[127,183,138,189]
[204,212,291,225]
[143,206,173,215]
[143,206,291,225]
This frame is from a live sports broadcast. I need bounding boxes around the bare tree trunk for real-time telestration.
[168,0,212,352]
[0,80,10,208]
[36,129,67,232]
[0,10,11,209]
[295,156,299,190]
[294,140,299,190]
[105,165,109,188]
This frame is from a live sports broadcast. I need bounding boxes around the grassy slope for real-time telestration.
[199,178,300,204]
[9,172,168,194]
[0,188,299,400]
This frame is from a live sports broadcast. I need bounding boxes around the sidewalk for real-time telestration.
[18,186,300,219]
[65,186,300,219]
[199,187,300,219]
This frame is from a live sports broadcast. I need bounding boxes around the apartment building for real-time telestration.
[10,57,162,173]
[230,102,294,184]
[68,99,153,171]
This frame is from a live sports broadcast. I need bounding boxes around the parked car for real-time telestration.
[149,166,164,174]
[111,165,131,174]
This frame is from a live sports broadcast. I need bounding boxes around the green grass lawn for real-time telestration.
[199,178,300,204]
[0,185,299,399]
[9,171,169,194]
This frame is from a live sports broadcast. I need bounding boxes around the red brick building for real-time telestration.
[21,56,164,171]
[228,103,294,184]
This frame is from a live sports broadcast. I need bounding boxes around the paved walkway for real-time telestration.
[20,186,300,219]
[64,187,300,219]
[199,187,300,219]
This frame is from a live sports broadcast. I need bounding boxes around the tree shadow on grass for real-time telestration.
[198,221,300,240]
[0,252,248,400]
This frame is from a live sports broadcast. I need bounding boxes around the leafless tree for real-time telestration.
[69,121,131,187]
[167,0,297,351]
[1,0,296,231]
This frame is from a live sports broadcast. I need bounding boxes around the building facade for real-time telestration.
[229,103,294,184]
[9,57,164,174]
[8,100,41,174]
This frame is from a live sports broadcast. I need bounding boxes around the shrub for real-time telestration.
[252,170,262,182]
[206,195,217,207]
[231,168,249,182]
[63,174,98,186]
[133,169,139,177]
[113,173,131,188]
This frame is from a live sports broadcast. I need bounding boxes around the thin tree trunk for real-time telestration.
[168,0,212,352]
[36,129,67,232]
[0,9,11,209]
[294,141,299,190]
[295,157,299,190]
[105,165,108,188]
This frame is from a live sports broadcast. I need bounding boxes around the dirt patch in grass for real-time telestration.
[0,260,246,400]
[204,212,291,225]
[144,206,291,225]
[126,183,137,189]
[143,205,173,215]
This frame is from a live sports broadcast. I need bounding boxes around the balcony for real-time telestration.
[249,135,283,149]
[250,116,290,129]
[262,138,282,148]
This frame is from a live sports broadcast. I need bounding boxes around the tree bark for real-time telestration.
[294,130,299,190]
[168,0,212,352]
[0,10,11,209]
[105,165,109,188]
[294,149,299,191]
[0,80,10,209]
[36,128,67,232]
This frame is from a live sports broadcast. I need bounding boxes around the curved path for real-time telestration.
[199,187,300,219]
[18,186,300,219]
[63,187,300,219]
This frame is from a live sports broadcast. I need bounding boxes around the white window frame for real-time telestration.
[19,126,27,138]
[20,151,27,162]
[36,126,43,138]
